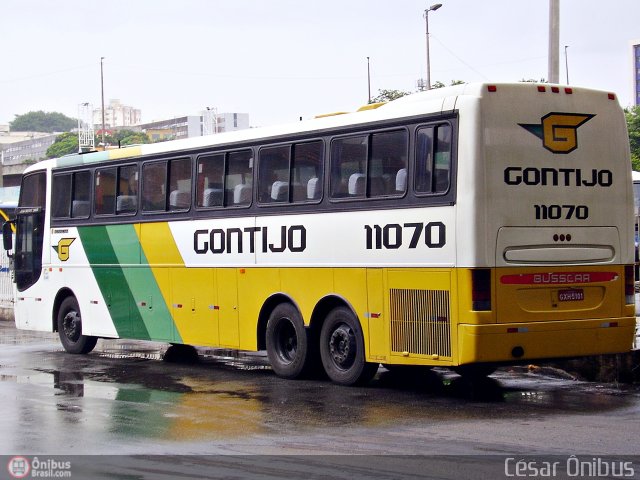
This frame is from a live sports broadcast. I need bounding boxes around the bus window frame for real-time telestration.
[256,138,325,207]
[328,127,410,204]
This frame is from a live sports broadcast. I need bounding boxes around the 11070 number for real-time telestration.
[364,222,446,250]
[534,204,588,220]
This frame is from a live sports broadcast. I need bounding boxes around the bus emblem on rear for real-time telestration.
[53,238,75,261]
[519,112,595,154]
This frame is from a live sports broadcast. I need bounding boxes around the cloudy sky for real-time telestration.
[1,0,638,128]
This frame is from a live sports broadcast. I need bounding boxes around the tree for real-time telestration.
[370,89,411,103]
[626,105,640,171]
[46,132,79,158]
[10,111,77,133]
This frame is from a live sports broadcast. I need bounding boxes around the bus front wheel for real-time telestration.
[319,307,378,386]
[266,303,309,379]
[57,296,97,354]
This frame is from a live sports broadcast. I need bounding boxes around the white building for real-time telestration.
[92,99,142,129]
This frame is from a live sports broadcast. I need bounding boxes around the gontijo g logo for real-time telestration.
[519,112,595,154]
[53,238,75,262]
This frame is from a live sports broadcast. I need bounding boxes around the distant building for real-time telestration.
[93,99,142,129]
[633,40,640,106]
[136,116,202,141]
[136,112,250,140]
[0,132,58,187]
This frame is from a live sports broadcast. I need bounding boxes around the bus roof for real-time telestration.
[24,82,622,174]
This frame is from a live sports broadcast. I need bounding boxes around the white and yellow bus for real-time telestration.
[3,83,636,385]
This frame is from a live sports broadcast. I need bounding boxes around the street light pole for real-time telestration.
[424,3,442,90]
[564,45,570,84]
[100,57,106,147]
[367,56,371,103]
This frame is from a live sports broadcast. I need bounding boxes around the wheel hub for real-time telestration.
[63,312,80,341]
[329,325,356,369]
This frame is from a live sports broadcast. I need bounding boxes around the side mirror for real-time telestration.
[2,221,14,253]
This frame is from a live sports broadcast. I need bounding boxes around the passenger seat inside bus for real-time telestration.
[307,177,320,200]
[271,181,288,202]
[396,168,407,192]
[348,173,365,196]
[169,190,190,209]
[233,184,251,205]
[116,195,137,213]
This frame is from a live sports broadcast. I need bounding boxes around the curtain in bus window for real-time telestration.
[369,130,408,197]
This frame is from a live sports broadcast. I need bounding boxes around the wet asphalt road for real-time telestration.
[1,320,639,465]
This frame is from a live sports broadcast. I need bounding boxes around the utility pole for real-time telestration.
[367,57,371,103]
[100,57,106,147]
[548,0,560,83]
[424,3,442,90]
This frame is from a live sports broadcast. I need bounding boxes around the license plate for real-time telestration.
[558,289,584,302]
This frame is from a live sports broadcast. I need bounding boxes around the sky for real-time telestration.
[1,0,639,128]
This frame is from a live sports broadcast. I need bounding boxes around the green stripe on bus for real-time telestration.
[78,225,181,343]
[104,225,182,343]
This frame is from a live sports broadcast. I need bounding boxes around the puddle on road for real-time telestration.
[1,332,639,444]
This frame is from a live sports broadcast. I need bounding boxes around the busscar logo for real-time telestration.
[53,238,75,261]
[519,112,595,154]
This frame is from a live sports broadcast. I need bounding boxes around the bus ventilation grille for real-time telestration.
[389,289,451,358]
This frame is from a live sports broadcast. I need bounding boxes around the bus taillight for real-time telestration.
[624,265,635,304]
[472,269,492,311]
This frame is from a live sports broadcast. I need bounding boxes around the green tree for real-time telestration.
[626,105,640,171]
[10,111,77,133]
[46,132,79,158]
[370,89,411,103]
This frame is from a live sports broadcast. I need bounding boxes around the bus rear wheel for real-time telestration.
[266,303,309,379]
[319,306,378,386]
[57,296,97,354]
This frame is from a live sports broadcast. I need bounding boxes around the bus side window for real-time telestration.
[415,124,452,195]
[52,174,72,218]
[331,136,367,199]
[142,161,167,212]
[95,168,116,215]
[168,158,192,211]
[117,165,138,214]
[434,125,452,194]
[52,171,91,218]
[226,150,253,206]
[196,154,225,208]
[369,130,408,197]
[292,140,323,202]
[258,145,290,204]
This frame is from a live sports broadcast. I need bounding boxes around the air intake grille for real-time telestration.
[390,289,451,358]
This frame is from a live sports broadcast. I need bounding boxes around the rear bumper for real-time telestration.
[458,317,636,365]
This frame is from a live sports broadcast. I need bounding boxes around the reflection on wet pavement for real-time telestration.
[1,321,639,455]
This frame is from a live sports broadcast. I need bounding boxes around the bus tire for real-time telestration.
[319,306,378,386]
[57,296,97,354]
[266,303,309,379]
